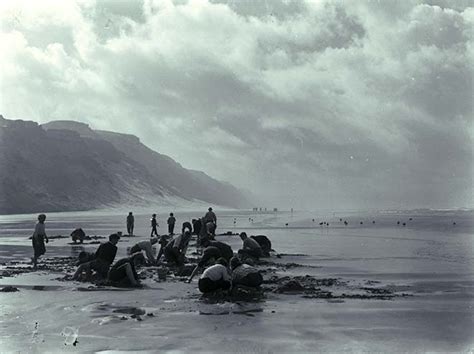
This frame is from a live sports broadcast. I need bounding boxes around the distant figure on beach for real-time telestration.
[72,233,120,281]
[130,238,158,265]
[192,219,202,235]
[167,213,176,235]
[126,212,134,236]
[182,221,192,234]
[250,235,272,257]
[150,214,159,237]
[32,214,49,270]
[230,257,263,288]
[108,253,145,287]
[238,232,263,260]
[163,231,192,266]
[71,228,86,244]
[203,207,217,236]
[198,258,231,294]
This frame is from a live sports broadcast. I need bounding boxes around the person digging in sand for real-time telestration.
[198,258,231,294]
[108,253,145,287]
[187,246,226,283]
[32,214,49,270]
[230,256,263,288]
[238,232,263,260]
[163,231,192,266]
[72,233,120,281]
[130,238,158,265]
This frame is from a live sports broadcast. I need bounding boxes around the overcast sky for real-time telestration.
[0,0,472,210]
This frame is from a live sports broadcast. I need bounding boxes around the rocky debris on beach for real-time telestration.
[1,285,19,292]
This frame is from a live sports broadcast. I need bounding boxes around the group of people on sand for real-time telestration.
[31,208,273,294]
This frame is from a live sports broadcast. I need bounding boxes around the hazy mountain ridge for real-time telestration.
[0,116,250,214]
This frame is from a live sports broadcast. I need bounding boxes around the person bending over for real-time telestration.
[72,233,119,281]
[163,231,191,266]
[198,258,231,294]
[130,238,158,264]
[230,257,263,288]
[250,235,272,257]
[108,253,145,287]
[182,221,192,234]
[200,238,233,261]
[187,246,222,283]
[238,232,263,260]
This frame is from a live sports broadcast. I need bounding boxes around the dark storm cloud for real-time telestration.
[0,0,472,209]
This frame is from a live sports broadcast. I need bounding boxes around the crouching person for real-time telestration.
[130,238,158,265]
[250,235,272,257]
[72,233,119,281]
[71,228,86,244]
[198,258,231,294]
[108,253,145,287]
[238,232,263,260]
[230,257,263,288]
[163,231,191,266]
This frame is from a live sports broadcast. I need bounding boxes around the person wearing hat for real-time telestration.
[72,233,120,281]
[129,238,159,264]
[31,214,49,270]
[203,207,217,236]
[230,257,263,288]
[197,258,231,293]
[108,253,145,287]
[150,214,159,237]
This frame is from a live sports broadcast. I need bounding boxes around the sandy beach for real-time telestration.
[0,209,473,353]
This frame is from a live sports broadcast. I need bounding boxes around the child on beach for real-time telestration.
[150,214,159,237]
[32,214,48,270]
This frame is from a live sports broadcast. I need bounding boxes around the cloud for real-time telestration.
[0,0,472,209]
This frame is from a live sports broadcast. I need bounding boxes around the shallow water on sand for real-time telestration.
[0,209,473,352]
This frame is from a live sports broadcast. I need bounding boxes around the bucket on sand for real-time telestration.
[157,268,167,281]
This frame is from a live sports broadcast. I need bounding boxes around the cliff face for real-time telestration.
[0,116,250,214]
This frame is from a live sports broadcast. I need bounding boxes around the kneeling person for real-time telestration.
[238,232,263,259]
[230,257,263,288]
[198,258,231,294]
[108,253,145,287]
[72,233,119,281]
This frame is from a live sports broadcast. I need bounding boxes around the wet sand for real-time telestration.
[0,209,473,352]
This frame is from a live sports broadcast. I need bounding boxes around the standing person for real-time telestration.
[192,219,202,235]
[167,213,176,235]
[126,212,134,236]
[204,207,217,234]
[150,214,159,237]
[32,214,49,270]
